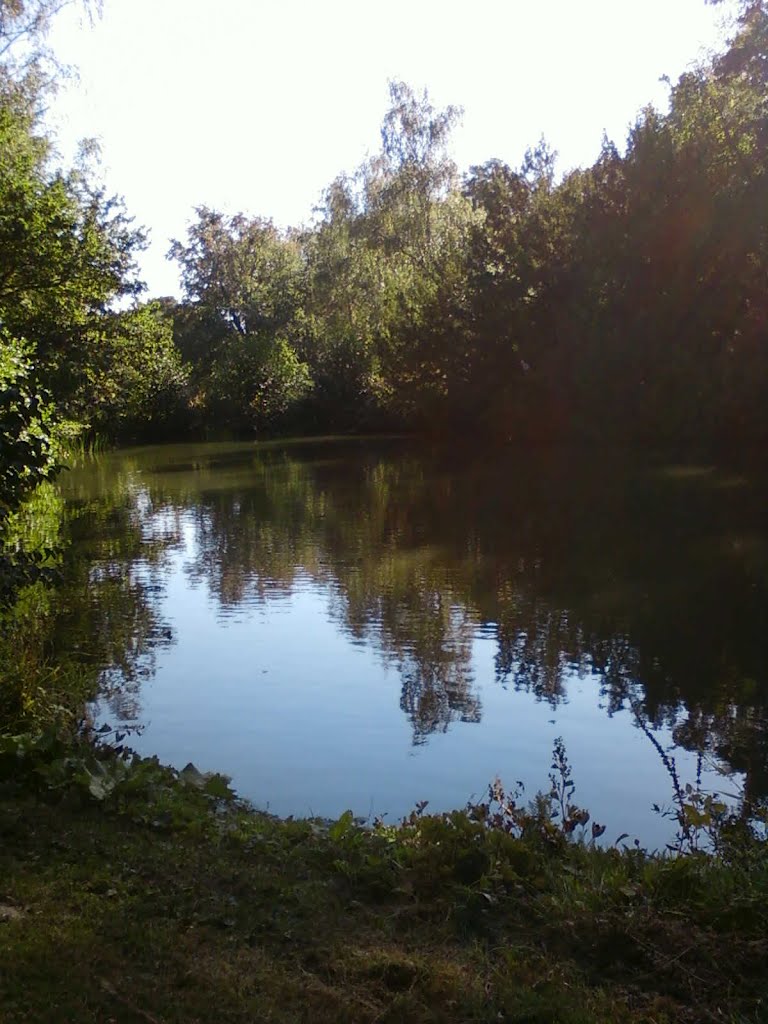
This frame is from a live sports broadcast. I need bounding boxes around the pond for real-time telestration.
[59,439,768,847]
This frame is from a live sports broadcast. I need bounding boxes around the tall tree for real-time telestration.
[0,72,145,414]
[305,81,478,428]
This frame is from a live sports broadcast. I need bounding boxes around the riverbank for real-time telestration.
[1,731,766,1024]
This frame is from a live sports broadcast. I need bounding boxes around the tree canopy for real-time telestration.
[156,18,768,445]
[1,3,767,470]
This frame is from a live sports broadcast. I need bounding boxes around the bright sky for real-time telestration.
[44,0,738,298]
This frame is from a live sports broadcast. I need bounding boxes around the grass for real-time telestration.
[0,733,766,1024]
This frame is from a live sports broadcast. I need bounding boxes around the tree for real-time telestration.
[82,302,190,439]
[169,208,311,432]
[304,81,478,428]
[1,0,100,74]
[372,80,462,268]
[169,208,304,340]
[206,334,311,432]
[0,73,145,417]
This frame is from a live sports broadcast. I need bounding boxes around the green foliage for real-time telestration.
[0,334,56,507]
[3,2,768,447]
[82,301,190,439]
[298,82,480,428]
[0,70,144,424]
[0,729,237,830]
[205,333,312,431]
[169,209,311,433]
[0,580,94,730]
[0,332,58,600]
[338,16,768,439]
[169,208,304,339]
[161,19,768,444]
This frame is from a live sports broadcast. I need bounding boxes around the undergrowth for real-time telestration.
[0,721,766,1023]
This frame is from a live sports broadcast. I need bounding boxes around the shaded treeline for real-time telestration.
[62,442,768,799]
[162,2,768,444]
[3,2,768,463]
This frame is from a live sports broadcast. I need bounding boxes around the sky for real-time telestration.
[44,0,739,298]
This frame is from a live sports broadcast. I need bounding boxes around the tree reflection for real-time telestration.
[58,460,182,723]
[61,441,768,793]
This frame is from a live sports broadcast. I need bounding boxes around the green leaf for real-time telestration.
[329,809,355,841]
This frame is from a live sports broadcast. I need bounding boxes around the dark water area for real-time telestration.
[58,439,768,846]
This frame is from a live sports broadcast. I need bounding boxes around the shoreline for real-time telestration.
[1,730,766,1023]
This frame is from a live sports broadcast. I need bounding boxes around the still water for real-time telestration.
[60,439,768,846]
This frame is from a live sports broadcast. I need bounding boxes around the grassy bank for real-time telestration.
[1,730,767,1024]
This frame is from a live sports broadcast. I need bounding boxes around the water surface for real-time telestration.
[60,440,768,846]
